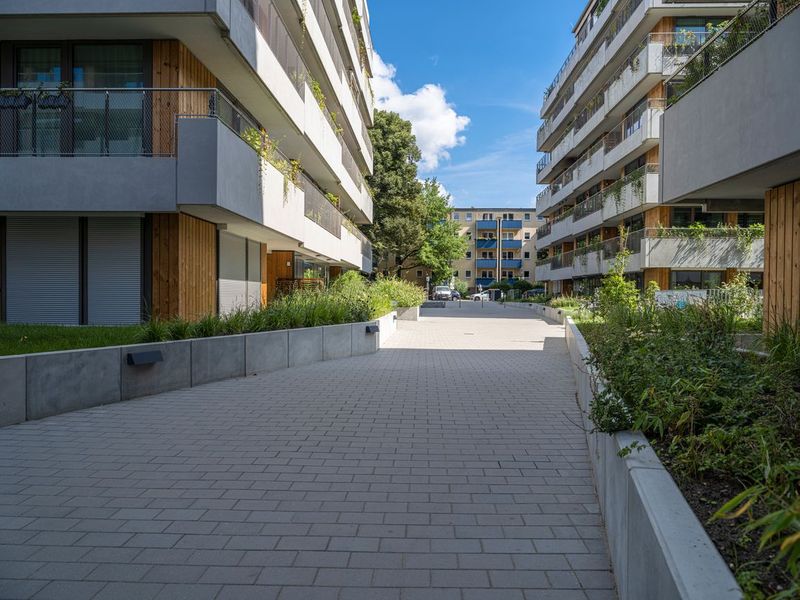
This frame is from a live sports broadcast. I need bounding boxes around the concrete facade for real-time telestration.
[534,0,760,296]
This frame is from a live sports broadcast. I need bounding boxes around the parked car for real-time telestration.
[451,290,461,300]
[433,286,453,301]
[471,292,491,301]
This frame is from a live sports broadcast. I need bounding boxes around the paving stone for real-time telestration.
[0,304,614,598]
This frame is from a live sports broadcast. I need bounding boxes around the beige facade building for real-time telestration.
[405,208,542,293]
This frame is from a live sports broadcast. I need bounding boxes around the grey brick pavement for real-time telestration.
[0,302,615,599]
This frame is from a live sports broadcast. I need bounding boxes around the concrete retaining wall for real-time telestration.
[499,302,567,324]
[0,313,398,426]
[564,318,742,600]
[396,306,419,321]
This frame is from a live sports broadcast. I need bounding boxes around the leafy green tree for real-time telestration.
[364,111,466,281]
[364,111,424,272]
[452,278,469,297]
[417,180,468,283]
[513,279,534,293]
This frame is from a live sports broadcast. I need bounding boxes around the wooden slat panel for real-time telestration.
[793,182,800,326]
[785,185,794,326]
[261,244,269,307]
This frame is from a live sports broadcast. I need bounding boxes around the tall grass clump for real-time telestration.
[135,271,425,345]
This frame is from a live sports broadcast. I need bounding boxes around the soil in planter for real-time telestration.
[653,440,794,598]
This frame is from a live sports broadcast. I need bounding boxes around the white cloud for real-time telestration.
[373,53,470,172]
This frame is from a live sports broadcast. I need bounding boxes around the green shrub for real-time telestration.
[369,276,426,308]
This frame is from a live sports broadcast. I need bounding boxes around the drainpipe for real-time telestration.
[497,217,502,288]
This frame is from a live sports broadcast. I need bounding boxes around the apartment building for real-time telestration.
[405,209,541,292]
[535,0,764,296]
[0,0,375,325]
[660,0,800,327]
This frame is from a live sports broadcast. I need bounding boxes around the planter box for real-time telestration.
[121,340,192,401]
[1,315,397,426]
[26,347,121,420]
[396,306,419,321]
[0,357,26,426]
[246,330,289,375]
[191,335,246,386]
[565,318,742,600]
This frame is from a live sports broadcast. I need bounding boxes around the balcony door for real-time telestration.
[5,42,148,156]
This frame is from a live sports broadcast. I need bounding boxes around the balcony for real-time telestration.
[502,220,523,230]
[535,260,552,282]
[536,222,553,251]
[476,239,498,249]
[573,249,604,277]
[476,278,496,288]
[536,187,553,215]
[476,259,497,269]
[603,99,662,171]
[550,211,575,244]
[662,2,800,204]
[501,240,522,250]
[600,164,659,223]
[502,259,523,269]
[642,232,764,271]
[476,220,498,230]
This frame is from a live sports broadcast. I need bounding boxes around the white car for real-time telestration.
[432,286,453,301]
[471,292,491,301]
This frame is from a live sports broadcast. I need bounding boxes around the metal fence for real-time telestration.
[302,174,343,238]
[0,87,233,157]
[666,0,800,105]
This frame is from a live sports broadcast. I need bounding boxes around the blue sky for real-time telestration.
[369,0,586,209]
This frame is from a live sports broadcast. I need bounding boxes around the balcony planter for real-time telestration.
[37,93,71,110]
[0,93,32,110]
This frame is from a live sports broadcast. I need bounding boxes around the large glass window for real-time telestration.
[73,45,145,155]
[671,270,724,289]
[16,47,63,154]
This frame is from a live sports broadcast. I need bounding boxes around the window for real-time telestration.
[524,271,530,278]
[502,251,516,259]
[524,232,531,240]
[502,213,515,220]
[482,213,493,220]
[524,251,530,259]
[481,252,494,259]
[453,271,459,278]
[465,270,472,278]
[502,232,514,240]
[502,270,515,279]
[738,213,765,227]
[453,213,460,220]
[466,231,472,240]
[524,213,531,221]
[465,251,472,259]
[465,213,473,222]
[671,271,724,290]
[416,270,423,277]
[481,270,491,278]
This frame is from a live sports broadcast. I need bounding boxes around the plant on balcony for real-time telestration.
[241,128,302,200]
[735,222,766,252]
[594,0,610,16]
[603,178,626,211]
[0,89,32,109]
[310,78,343,135]
[325,192,340,208]
[630,167,645,202]
[351,6,361,27]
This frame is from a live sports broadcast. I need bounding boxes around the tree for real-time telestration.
[364,111,424,271]
[453,279,469,297]
[513,279,534,293]
[417,180,468,283]
[364,111,466,281]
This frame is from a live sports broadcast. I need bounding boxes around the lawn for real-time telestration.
[0,324,143,356]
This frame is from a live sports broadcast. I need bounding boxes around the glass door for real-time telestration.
[72,44,145,155]
[16,47,63,155]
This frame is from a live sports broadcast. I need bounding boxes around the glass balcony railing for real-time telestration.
[501,240,522,249]
[502,219,522,229]
[476,239,497,249]
[476,259,497,269]
[476,220,497,230]
[502,259,523,269]
[302,173,343,238]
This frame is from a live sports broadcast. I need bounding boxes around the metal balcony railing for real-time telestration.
[603,98,663,154]
[537,153,551,175]
[666,0,800,105]
[302,173,343,238]
[537,222,552,238]
[0,87,275,158]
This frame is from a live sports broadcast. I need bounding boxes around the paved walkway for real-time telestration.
[0,303,615,600]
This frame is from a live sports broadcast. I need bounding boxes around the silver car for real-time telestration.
[433,286,453,301]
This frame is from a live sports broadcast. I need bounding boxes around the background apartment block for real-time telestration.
[660,0,800,326]
[535,0,763,296]
[405,209,541,293]
[0,0,375,325]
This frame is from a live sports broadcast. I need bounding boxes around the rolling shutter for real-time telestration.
[87,217,142,325]
[247,239,261,308]
[6,217,80,324]
[218,231,247,314]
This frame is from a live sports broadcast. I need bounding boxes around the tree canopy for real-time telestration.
[364,110,466,283]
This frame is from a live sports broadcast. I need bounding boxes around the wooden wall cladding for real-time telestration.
[267,251,295,301]
[151,213,217,320]
[764,180,800,329]
[151,41,217,155]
